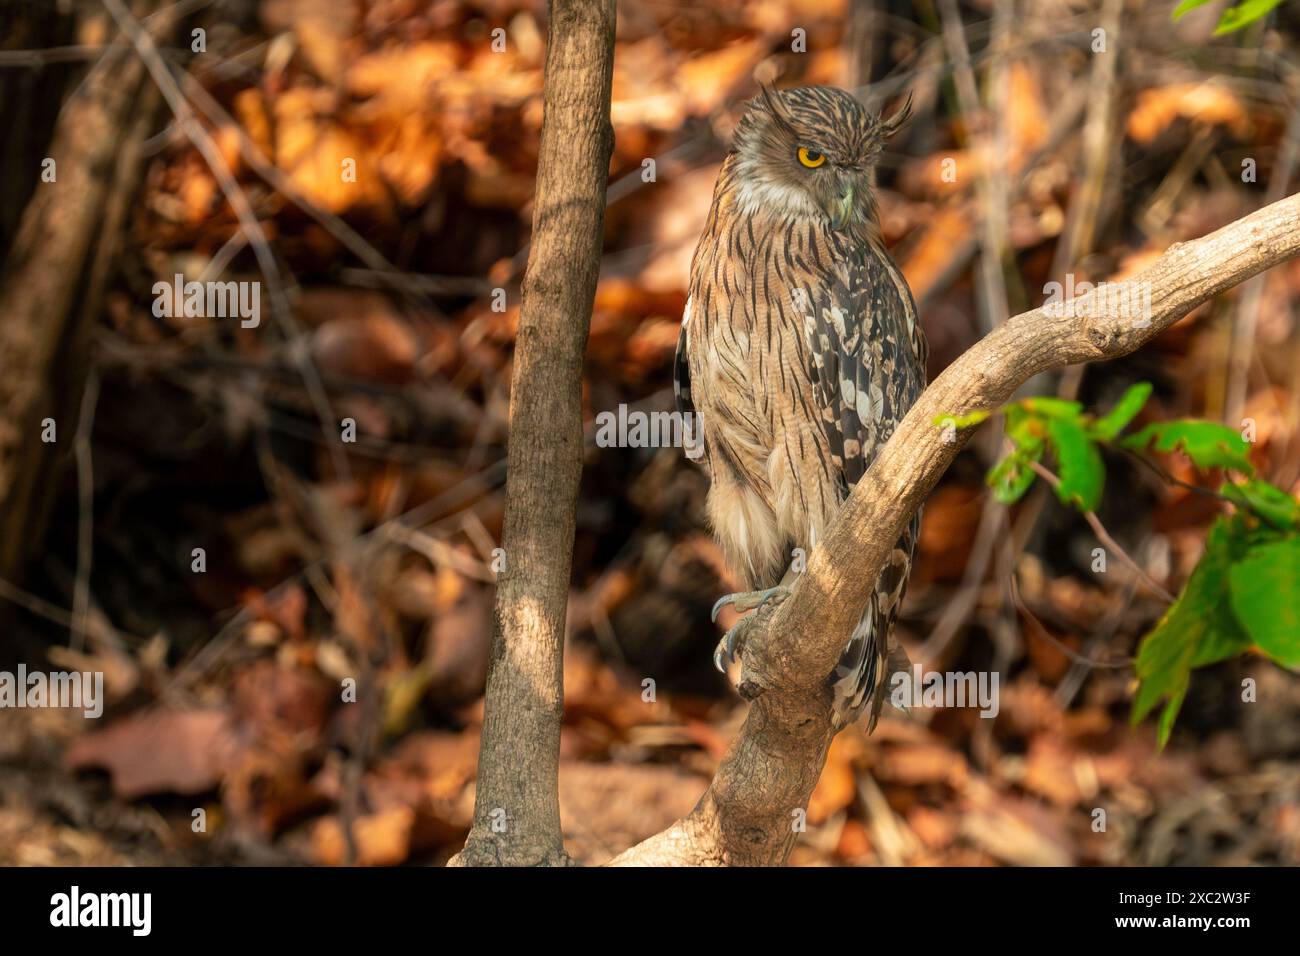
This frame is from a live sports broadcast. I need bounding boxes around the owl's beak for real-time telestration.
[825,183,855,230]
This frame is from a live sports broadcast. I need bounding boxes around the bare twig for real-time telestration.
[937,0,1009,333]
[1009,572,1134,669]
[1047,0,1123,406]
[71,368,100,652]
[0,574,147,646]
[1225,94,1300,424]
[1052,0,1123,278]
[101,0,351,482]
[1026,460,1176,603]
[382,524,495,583]
[917,495,1006,666]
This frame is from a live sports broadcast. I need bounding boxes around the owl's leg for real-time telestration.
[710,586,788,622]
[710,586,790,671]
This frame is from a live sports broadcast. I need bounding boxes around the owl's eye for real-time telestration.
[797,147,826,169]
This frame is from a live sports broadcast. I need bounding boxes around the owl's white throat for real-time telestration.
[731,158,824,223]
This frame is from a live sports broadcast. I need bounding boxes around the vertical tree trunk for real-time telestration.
[0,1,74,260]
[0,0,171,592]
[452,0,616,867]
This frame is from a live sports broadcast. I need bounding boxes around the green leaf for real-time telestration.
[1229,537,1300,668]
[932,409,991,430]
[986,405,1047,504]
[1173,0,1214,17]
[1155,682,1189,751]
[988,449,1040,504]
[1004,404,1051,453]
[1090,382,1153,441]
[1132,518,1253,747]
[1221,479,1300,531]
[1122,420,1254,474]
[1019,397,1084,421]
[1215,0,1285,34]
[1046,417,1104,511]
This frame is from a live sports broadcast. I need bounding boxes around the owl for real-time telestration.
[674,84,926,729]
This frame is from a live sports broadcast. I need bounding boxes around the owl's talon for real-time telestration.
[712,620,749,672]
[710,586,790,623]
[710,586,790,671]
[710,594,732,623]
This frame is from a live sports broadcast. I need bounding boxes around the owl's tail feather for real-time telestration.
[827,514,920,731]
[829,601,916,730]
[829,596,880,729]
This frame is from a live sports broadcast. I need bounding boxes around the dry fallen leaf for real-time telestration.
[1021,735,1083,807]
[877,743,968,788]
[427,576,492,709]
[230,659,332,738]
[836,818,873,861]
[65,709,246,798]
[1127,82,1249,145]
[960,799,1074,867]
[311,311,421,384]
[311,806,415,866]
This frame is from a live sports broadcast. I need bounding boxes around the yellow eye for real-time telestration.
[797,147,826,168]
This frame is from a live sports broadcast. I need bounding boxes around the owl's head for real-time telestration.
[732,84,911,231]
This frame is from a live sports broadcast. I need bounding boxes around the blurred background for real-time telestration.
[1,0,1298,866]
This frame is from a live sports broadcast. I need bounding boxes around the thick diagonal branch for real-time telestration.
[611,192,1300,865]
[451,0,615,867]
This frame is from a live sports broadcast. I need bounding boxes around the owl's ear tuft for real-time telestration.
[879,93,914,139]
[758,82,799,136]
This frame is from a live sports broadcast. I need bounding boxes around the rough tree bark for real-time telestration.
[608,192,1300,865]
[450,0,616,867]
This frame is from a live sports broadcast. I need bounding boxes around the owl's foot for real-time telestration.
[710,586,790,671]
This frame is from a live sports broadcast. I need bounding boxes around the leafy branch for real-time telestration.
[937,383,1300,747]
[1173,0,1288,36]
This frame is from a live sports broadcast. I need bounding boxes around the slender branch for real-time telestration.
[1008,572,1134,669]
[1122,446,1240,505]
[450,0,616,867]
[1026,460,1176,603]
[71,368,100,651]
[1226,95,1300,423]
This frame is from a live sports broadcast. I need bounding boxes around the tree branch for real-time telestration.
[612,191,1300,865]
[0,0,175,591]
[1025,459,1175,603]
[451,0,615,867]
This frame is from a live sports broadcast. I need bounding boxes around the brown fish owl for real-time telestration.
[674,85,926,729]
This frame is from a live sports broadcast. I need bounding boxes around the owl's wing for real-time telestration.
[802,247,926,488]
[802,245,927,728]
[673,296,706,467]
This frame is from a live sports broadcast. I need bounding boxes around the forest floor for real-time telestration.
[2,0,1299,865]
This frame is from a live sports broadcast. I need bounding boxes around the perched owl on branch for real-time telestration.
[674,84,926,730]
